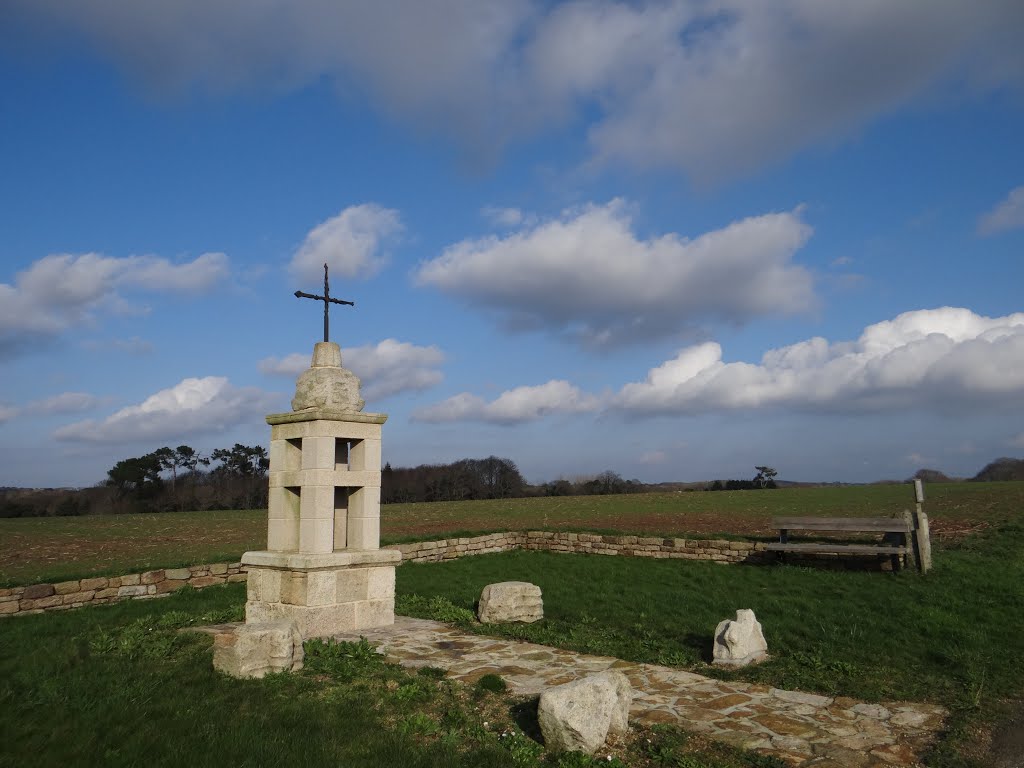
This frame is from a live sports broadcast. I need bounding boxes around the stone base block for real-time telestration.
[242,549,398,638]
[212,620,304,679]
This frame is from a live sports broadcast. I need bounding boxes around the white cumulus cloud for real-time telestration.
[0,252,229,356]
[0,405,18,424]
[418,200,815,346]
[414,380,599,425]
[290,204,403,283]
[615,308,1024,415]
[259,339,444,402]
[53,376,279,443]
[5,2,1022,180]
[978,186,1024,236]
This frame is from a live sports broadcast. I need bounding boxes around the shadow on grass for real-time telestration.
[681,632,715,664]
[510,697,544,745]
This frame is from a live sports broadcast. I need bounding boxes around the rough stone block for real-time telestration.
[118,585,148,598]
[280,571,307,605]
[247,601,357,638]
[156,579,187,594]
[355,598,395,628]
[190,576,226,589]
[33,595,63,609]
[209,563,229,575]
[538,671,632,755]
[212,621,304,679]
[53,580,81,595]
[335,568,369,602]
[164,568,191,581]
[121,574,141,586]
[63,591,95,604]
[478,581,543,624]
[290,344,365,412]
[713,609,768,667]
[22,584,55,600]
[0,601,19,614]
[95,588,120,599]
[305,571,337,606]
[141,570,165,584]
[366,567,395,600]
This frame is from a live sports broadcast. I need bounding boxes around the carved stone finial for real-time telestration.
[291,342,365,412]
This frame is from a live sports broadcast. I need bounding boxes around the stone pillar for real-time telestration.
[241,342,400,638]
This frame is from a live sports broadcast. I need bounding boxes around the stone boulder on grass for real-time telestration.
[477,581,543,624]
[712,609,768,667]
[213,620,304,679]
[538,671,632,754]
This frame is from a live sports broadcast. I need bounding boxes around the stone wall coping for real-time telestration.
[241,548,401,569]
[266,410,388,426]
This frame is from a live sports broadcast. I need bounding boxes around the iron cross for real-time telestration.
[294,263,355,343]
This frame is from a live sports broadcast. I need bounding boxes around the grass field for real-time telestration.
[3,482,1023,766]
[2,481,1022,586]
[0,582,788,768]
[396,522,1024,767]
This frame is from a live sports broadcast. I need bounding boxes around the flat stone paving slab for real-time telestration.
[334,616,946,767]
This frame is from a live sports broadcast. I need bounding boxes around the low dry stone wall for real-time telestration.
[4,530,890,619]
[0,562,248,618]
[386,530,771,565]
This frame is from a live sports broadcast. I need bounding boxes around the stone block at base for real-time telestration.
[241,548,400,638]
[213,620,304,679]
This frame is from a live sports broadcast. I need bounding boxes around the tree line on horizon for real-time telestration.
[2,453,1022,519]
[0,443,270,518]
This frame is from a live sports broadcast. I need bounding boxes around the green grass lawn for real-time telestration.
[396,519,1024,767]
[0,583,786,768]
[3,484,1022,765]
[3,481,1022,585]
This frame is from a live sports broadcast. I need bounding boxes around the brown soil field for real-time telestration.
[2,481,1021,586]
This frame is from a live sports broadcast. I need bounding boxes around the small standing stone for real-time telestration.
[477,581,543,623]
[538,671,632,754]
[212,620,304,679]
[713,609,768,667]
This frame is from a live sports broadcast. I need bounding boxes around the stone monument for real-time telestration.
[240,265,400,638]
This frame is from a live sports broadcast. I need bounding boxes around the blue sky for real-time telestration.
[1,1,1023,488]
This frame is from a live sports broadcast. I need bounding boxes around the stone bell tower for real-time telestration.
[241,310,399,637]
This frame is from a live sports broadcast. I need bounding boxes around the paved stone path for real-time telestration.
[334,617,946,767]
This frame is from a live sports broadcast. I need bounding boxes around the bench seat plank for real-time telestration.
[772,517,909,533]
[765,542,908,555]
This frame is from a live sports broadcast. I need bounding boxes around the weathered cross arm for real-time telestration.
[293,290,354,307]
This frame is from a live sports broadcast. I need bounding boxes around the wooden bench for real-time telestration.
[766,515,913,570]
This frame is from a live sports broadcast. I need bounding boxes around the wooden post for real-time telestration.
[911,480,932,573]
[901,509,915,572]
